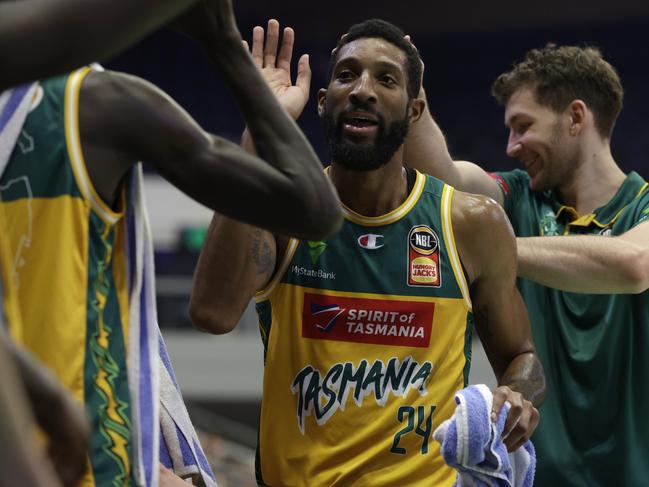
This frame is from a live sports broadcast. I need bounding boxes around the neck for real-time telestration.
[555,138,626,214]
[330,151,408,216]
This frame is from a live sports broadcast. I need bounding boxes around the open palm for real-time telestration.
[248,19,311,120]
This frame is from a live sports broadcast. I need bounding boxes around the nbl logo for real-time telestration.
[407,225,441,287]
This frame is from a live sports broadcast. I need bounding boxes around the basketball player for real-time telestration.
[403,44,649,486]
[190,19,545,486]
[0,1,340,485]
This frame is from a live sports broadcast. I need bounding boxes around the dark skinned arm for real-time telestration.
[0,333,62,487]
[4,336,90,486]
[189,215,282,334]
[0,0,198,91]
[453,192,546,451]
[79,0,340,240]
[402,87,504,205]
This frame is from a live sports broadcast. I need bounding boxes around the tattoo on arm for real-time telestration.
[250,229,273,275]
[501,353,546,406]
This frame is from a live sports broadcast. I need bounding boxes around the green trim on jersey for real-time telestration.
[84,212,132,486]
[279,177,466,300]
[496,169,649,487]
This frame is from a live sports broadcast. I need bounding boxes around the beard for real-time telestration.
[323,105,409,172]
[534,119,578,193]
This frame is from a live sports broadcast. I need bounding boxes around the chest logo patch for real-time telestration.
[357,233,384,249]
[302,292,434,348]
[407,225,441,287]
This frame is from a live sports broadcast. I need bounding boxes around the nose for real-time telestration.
[506,130,522,158]
[349,71,377,106]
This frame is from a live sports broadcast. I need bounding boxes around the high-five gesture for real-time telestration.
[174,0,242,46]
[247,19,311,120]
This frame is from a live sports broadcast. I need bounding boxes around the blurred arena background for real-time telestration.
[104,1,649,483]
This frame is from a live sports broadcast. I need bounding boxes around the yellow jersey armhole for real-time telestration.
[64,66,121,226]
[255,238,299,302]
[441,185,472,312]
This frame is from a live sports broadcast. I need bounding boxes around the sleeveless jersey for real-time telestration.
[494,169,649,487]
[0,68,133,486]
[255,171,473,486]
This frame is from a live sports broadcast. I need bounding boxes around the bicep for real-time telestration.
[456,195,532,377]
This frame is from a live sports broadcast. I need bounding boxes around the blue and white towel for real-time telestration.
[0,84,38,174]
[125,165,217,487]
[433,384,536,487]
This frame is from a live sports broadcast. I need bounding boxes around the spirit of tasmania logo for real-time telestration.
[291,356,433,433]
[302,293,434,348]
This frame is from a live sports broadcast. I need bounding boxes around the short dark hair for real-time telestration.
[328,19,422,99]
[491,43,624,138]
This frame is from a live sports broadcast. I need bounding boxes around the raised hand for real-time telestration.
[173,0,241,46]
[246,19,311,120]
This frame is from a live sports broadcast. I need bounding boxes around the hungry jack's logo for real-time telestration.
[408,225,441,287]
[302,293,434,348]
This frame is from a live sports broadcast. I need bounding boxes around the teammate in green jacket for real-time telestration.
[405,43,649,487]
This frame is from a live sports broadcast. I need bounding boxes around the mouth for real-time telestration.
[341,111,379,138]
[522,155,541,174]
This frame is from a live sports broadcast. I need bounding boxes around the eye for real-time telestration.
[336,70,355,82]
[379,74,397,86]
[516,122,531,134]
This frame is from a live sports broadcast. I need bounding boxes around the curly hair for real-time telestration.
[328,19,422,99]
[491,44,624,138]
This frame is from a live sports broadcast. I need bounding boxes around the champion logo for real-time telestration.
[310,302,346,332]
[357,233,384,250]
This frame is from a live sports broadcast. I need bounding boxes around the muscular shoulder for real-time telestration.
[451,190,516,282]
[452,190,511,233]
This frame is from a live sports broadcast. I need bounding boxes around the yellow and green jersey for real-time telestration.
[494,169,649,487]
[255,170,473,486]
[0,68,133,486]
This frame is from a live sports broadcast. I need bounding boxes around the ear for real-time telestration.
[317,88,327,118]
[408,97,426,124]
[567,99,587,136]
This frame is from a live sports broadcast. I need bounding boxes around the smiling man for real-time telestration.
[190,19,545,486]
[405,44,649,486]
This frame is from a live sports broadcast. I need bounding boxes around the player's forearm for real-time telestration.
[5,338,68,425]
[517,236,649,294]
[499,352,546,407]
[403,88,457,182]
[0,0,196,91]
[0,336,61,487]
[189,215,262,334]
[203,38,341,236]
